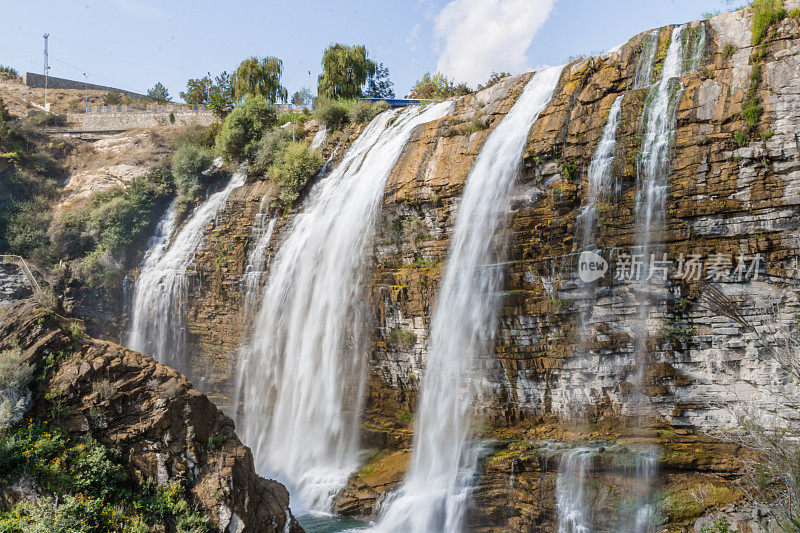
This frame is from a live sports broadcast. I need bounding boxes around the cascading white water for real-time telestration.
[556,448,595,533]
[237,101,454,512]
[625,448,659,533]
[310,127,328,150]
[374,66,564,533]
[633,31,659,89]
[241,209,277,314]
[577,95,624,250]
[635,25,687,268]
[126,172,245,371]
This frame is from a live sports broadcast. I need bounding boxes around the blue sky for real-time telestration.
[1,0,736,101]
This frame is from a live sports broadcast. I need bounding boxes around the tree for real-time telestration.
[365,63,395,99]
[477,71,511,91]
[180,76,212,105]
[407,72,471,99]
[291,88,313,109]
[317,44,376,100]
[147,82,170,103]
[208,71,235,117]
[215,95,277,163]
[231,57,287,105]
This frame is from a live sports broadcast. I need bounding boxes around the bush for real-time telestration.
[751,0,786,46]
[0,348,34,429]
[172,145,213,201]
[348,100,388,124]
[248,129,290,177]
[387,327,417,347]
[408,72,471,100]
[0,65,18,79]
[103,92,124,106]
[269,142,323,204]
[215,95,277,163]
[0,418,210,532]
[313,97,351,129]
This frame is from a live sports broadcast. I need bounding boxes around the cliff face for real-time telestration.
[368,9,800,430]
[0,299,301,532]
[86,4,800,530]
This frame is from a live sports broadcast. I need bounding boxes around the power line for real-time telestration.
[48,54,145,94]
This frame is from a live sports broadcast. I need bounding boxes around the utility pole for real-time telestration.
[43,34,50,112]
[206,71,211,108]
[83,73,88,112]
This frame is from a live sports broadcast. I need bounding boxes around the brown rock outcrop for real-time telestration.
[0,299,301,532]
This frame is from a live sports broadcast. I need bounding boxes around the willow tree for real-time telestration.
[317,44,376,100]
[231,56,288,104]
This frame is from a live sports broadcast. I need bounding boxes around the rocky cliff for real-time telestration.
[0,299,301,532]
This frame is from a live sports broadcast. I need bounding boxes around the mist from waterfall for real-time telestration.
[373,66,564,533]
[236,101,454,513]
[126,172,245,372]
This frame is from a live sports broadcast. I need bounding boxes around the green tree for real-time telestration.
[291,88,313,108]
[231,57,287,104]
[317,44,376,99]
[147,82,171,103]
[215,95,277,162]
[180,75,212,105]
[208,71,235,117]
[365,63,395,99]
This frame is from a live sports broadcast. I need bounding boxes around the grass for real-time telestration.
[751,0,786,46]
[723,43,737,59]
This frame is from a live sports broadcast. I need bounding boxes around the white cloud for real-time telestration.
[434,0,556,86]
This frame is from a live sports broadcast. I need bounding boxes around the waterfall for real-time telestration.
[241,209,277,315]
[556,448,595,533]
[624,449,660,533]
[126,172,245,371]
[310,127,328,150]
[236,101,454,512]
[374,66,564,533]
[633,31,659,89]
[635,25,687,268]
[577,95,624,250]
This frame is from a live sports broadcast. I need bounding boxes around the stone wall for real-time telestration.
[67,109,217,130]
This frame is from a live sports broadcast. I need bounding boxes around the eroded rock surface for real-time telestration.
[0,299,301,532]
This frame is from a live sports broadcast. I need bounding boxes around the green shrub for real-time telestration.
[348,100,388,124]
[0,348,33,392]
[313,97,351,129]
[751,0,786,46]
[723,43,737,58]
[214,95,277,163]
[248,129,290,177]
[743,102,763,129]
[734,130,749,147]
[0,348,34,429]
[172,144,213,202]
[0,419,210,532]
[270,142,323,204]
[387,327,417,347]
